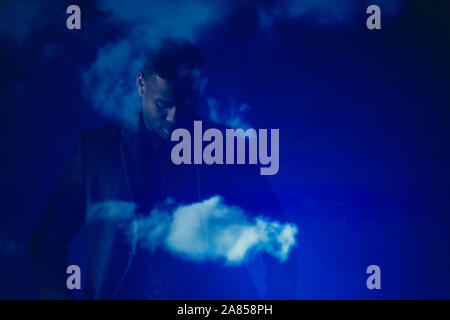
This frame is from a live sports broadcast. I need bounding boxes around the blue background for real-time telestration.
[0,0,449,299]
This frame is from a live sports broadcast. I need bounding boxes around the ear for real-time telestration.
[136,72,145,97]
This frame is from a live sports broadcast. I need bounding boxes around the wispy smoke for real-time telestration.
[0,0,47,43]
[83,0,403,124]
[0,0,66,44]
[0,239,23,255]
[258,0,403,27]
[207,98,252,129]
[82,0,234,123]
[87,196,297,265]
[82,39,144,122]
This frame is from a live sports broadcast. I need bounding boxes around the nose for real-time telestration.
[166,106,176,123]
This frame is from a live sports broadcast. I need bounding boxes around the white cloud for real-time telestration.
[87,196,298,265]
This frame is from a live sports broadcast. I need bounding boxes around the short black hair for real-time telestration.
[142,38,203,81]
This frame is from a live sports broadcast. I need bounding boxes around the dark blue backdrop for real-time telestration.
[0,0,449,299]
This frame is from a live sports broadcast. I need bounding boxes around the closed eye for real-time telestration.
[155,98,173,110]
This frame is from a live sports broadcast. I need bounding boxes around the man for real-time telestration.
[30,38,297,299]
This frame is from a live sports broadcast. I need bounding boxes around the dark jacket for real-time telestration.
[30,114,297,299]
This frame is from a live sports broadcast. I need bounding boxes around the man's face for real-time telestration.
[137,72,193,139]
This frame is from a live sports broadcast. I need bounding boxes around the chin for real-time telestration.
[158,129,171,140]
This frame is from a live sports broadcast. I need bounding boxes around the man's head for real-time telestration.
[136,38,203,139]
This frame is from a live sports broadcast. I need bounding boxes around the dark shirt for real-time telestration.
[111,114,259,299]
